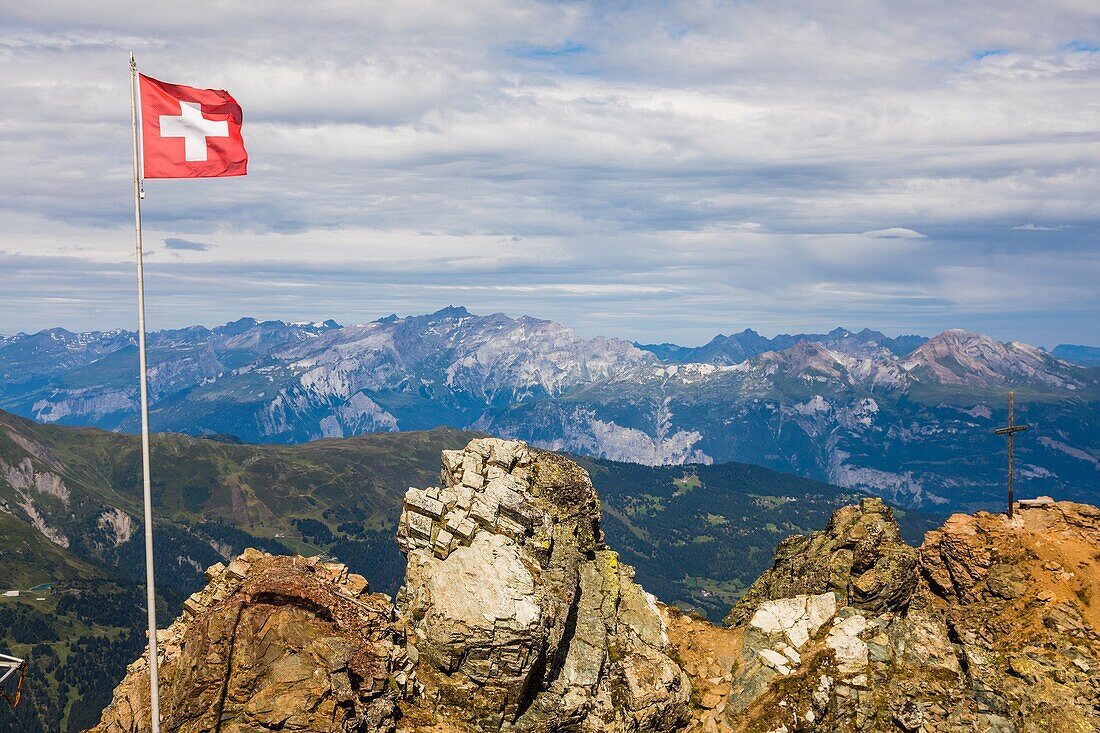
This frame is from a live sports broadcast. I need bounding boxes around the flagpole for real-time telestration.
[129,51,162,733]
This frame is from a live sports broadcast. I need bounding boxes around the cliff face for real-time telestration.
[395,437,690,732]
[89,441,1100,733]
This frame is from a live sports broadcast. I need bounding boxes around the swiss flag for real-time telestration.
[139,74,247,178]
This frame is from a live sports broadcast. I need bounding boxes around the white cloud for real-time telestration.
[0,1,1097,346]
[861,228,927,239]
[1012,223,1067,231]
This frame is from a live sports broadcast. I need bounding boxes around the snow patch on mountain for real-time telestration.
[793,395,832,415]
[957,405,993,419]
[319,392,399,438]
[836,398,879,429]
[1018,464,1055,479]
[657,363,746,384]
[827,448,947,506]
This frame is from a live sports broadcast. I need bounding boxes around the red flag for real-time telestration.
[139,74,247,178]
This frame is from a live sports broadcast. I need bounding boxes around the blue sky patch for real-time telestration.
[1065,40,1098,53]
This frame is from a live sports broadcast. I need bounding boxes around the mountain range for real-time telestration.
[1,307,1097,512]
[636,326,929,364]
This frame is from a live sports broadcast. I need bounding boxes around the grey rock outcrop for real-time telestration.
[396,437,691,732]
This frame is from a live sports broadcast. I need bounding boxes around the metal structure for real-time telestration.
[129,52,162,733]
[0,653,26,708]
[994,390,1029,519]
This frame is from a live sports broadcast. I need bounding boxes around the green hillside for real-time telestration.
[0,412,477,732]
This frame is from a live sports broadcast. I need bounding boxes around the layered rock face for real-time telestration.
[89,550,413,733]
[666,497,1100,733]
[88,441,1099,733]
[396,437,691,732]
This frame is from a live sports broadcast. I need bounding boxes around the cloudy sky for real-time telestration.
[1,1,1097,347]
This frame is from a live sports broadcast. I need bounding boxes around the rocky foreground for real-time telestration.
[89,439,1100,733]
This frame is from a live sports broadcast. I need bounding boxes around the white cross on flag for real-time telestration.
[139,74,247,178]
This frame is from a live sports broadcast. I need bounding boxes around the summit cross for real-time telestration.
[159,101,229,162]
[993,390,1029,519]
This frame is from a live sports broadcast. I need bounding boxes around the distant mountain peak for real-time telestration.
[287,319,342,330]
[429,305,472,319]
[636,325,929,364]
[901,329,1085,388]
[214,317,260,336]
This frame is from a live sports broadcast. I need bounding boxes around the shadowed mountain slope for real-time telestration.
[2,309,1096,513]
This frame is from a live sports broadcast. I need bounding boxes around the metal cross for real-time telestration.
[994,390,1029,519]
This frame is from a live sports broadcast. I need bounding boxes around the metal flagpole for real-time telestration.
[129,51,162,733]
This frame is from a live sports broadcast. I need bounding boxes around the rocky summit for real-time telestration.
[668,496,1100,733]
[89,440,1100,733]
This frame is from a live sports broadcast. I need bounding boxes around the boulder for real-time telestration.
[88,553,412,733]
[690,499,1100,733]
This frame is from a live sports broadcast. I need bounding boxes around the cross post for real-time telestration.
[993,390,1029,519]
